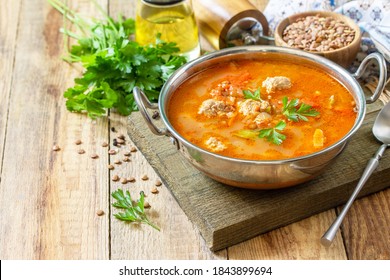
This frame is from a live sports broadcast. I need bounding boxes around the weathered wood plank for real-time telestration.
[0,0,110,259]
[341,188,390,259]
[0,0,21,184]
[228,210,347,259]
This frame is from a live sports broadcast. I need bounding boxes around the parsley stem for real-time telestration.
[90,0,119,36]
[59,28,82,40]
[144,220,161,231]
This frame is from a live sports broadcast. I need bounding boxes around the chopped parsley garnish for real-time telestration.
[258,121,287,145]
[243,88,263,101]
[234,121,287,145]
[282,96,319,122]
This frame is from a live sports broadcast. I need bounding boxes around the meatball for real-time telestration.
[205,137,227,152]
[198,99,235,118]
[262,76,292,94]
[238,99,270,116]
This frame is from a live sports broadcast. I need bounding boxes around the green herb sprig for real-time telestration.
[282,96,319,122]
[243,88,263,101]
[48,0,187,118]
[258,121,287,145]
[112,189,160,231]
[234,121,287,145]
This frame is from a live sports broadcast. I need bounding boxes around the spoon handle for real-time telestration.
[321,143,388,247]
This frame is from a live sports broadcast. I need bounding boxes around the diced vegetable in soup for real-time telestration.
[167,59,357,160]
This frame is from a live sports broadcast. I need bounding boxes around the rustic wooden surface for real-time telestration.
[0,0,389,260]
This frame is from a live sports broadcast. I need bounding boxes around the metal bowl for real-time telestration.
[134,46,387,189]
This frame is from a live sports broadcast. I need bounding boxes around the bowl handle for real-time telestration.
[133,86,171,137]
[351,52,387,104]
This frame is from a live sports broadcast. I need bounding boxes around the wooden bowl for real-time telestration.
[274,11,361,68]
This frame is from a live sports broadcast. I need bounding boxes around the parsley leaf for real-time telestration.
[243,88,262,101]
[282,96,319,122]
[112,189,160,231]
[49,0,187,118]
[258,121,287,145]
[234,121,287,145]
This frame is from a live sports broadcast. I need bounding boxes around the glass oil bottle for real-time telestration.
[136,0,200,61]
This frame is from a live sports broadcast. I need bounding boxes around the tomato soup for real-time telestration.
[167,59,357,160]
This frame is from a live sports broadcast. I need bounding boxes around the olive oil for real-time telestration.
[136,0,200,60]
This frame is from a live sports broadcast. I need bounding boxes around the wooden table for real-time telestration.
[0,0,389,260]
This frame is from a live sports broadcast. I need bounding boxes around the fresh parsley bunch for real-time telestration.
[49,0,187,118]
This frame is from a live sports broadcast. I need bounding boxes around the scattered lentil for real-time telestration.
[91,153,99,159]
[77,149,85,154]
[108,164,115,170]
[141,174,149,181]
[96,210,105,216]
[118,134,125,140]
[74,139,82,145]
[102,142,109,147]
[114,159,122,165]
[127,177,135,182]
[282,14,356,52]
[124,151,131,156]
[52,145,60,151]
[117,138,125,144]
[151,187,159,194]
[152,111,160,119]
[112,175,119,181]
[120,178,127,184]
[155,180,162,187]
[123,157,131,162]
[108,149,117,155]
[144,201,151,208]
[130,147,137,152]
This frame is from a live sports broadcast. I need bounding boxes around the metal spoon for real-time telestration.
[321,101,390,247]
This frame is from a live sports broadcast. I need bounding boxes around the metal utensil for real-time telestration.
[321,101,390,247]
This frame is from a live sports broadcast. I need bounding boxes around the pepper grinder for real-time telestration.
[193,0,271,50]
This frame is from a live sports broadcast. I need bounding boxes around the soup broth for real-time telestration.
[167,58,357,160]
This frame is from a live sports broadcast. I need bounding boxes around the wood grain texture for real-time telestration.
[0,0,21,181]
[228,210,347,259]
[341,189,390,259]
[0,0,110,259]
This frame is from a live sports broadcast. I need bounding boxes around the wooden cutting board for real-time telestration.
[127,102,390,251]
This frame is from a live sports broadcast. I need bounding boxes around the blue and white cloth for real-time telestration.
[264,0,390,66]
